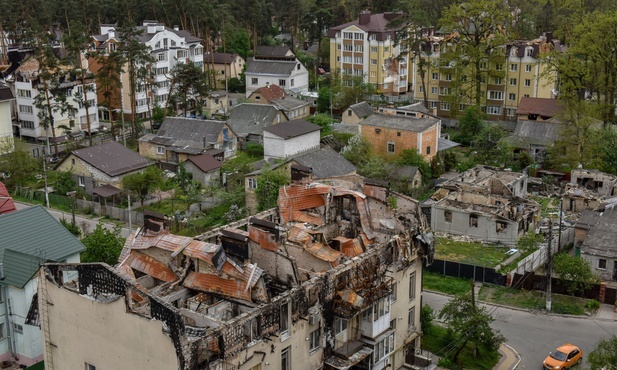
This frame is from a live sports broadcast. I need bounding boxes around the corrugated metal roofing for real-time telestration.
[204,52,239,65]
[151,117,231,152]
[228,104,284,136]
[349,101,375,118]
[69,141,152,177]
[127,251,178,282]
[293,147,357,179]
[0,206,85,288]
[245,58,298,75]
[183,271,252,302]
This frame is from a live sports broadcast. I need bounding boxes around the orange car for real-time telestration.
[543,344,583,370]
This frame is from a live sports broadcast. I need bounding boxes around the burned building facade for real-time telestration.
[37,177,433,370]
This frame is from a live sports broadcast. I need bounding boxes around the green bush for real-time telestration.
[586,299,601,311]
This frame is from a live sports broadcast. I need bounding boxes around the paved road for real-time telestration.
[14,201,131,238]
[423,291,617,369]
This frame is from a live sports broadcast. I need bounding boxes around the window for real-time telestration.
[526,47,533,57]
[343,32,353,39]
[397,131,401,137]
[430,101,437,108]
[157,53,166,61]
[21,120,34,129]
[354,33,364,40]
[19,105,33,114]
[375,128,381,134]
[509,78,517,86]
[12,323,22,334]
[247,178,257,189]
[387,142,395,154]
[479,62,487,69]
[440,102,451,111]
[445,73,452,81]
[524,79,531,87]
[163,38,168,48]
[371,46,377,53]
[444,210,452,223]
[524,94,530,98]
[280,301,290,336]
[78,176,85,187]
[509,93,516,101]
[354,45,363,52]
[391,282,397,302]
[17,89,31,98]
[384,46,390,53]
[439,87,449,95]
[157,146,165,155]
[495,64,503,71]
[0,323,3,340]
[493,77,502,85]
[354,56,363,64]
[525,65,532,72]
[309,328,320,351]
[510,64,517,71]
[370,34,377,40]
[374,333,394,364]
[488,91,504,100]
[426,146,431,155]
[371,59,377,65]
[408,306,415,330]
[344,44,353,52]
[109,43,115,51]
[85,363,96,370]
[409,272,416,300]
[334,318,348,335]
[343,56,352,64]
[370,71,376,77]
[281,346,291,370]
[348,110,352,116]
[431,72,438,80]
[251,78,258,85]
[496,221,508,233]
[431,87,438,94]
[487,106,502,115]
[419,86,424,93]
[599,259,607,269]
[469,214,478,227]
[279,79,286,87]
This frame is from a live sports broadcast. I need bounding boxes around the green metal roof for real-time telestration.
[0,206,86,288]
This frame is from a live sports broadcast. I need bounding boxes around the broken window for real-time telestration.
[243,318,259,342]
[599,259,607,269]
[408,306,415,330]
[280,301,290,336]
[469,214,478,228]
[281,346,291,370]
[85,363,96,370]
[496,221,507,234]
[444,211,452,223]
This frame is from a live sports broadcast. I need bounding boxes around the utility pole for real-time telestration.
[558,196,563,253]
[546,219,552,311]
[127,189,132,233]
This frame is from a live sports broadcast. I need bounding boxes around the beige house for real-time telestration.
[55,141,153,195]
[38,176,433,370]
[342,101,375,124]
[202,91,229,116]
[204,52,245,89]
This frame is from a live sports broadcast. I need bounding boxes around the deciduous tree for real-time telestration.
[81,223,125,265]
[587,335,617,370]
[553,253,597,295]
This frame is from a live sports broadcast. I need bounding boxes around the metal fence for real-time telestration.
[513,228,574,275]
[425,259,507,286]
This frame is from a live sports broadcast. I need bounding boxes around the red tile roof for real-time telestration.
[254,84,285,102]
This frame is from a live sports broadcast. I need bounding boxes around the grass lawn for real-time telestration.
[478,284,592,315]
[422,325,501,370]
[138,198,191,215]
[436,237,510,268]
[423,272,474,296]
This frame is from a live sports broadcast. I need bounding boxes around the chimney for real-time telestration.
[545,31,553,44]
[174,25,179,31]
[359,10,371,25]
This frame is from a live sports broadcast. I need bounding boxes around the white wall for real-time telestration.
[263,130,320,160]
[0,100,14,154]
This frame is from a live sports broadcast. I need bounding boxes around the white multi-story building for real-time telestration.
[12,58,99,145]
[92,22,204,120]
[0,83,14,153]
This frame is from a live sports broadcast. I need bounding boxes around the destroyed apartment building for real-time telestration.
[36,176,434,370]
[426,165,539,245]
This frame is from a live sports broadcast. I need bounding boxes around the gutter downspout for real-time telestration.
[3,286,15,359]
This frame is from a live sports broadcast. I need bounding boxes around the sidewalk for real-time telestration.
[495,343,521,370]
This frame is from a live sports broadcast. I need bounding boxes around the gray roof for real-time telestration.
[502,120,563,148]
[581,205,617,258]
[294,146,356,178]
[272,96,309,111]
[349,101,375,119]
[148,117,232,153]
[360,113,438,132]
[246,58,299,75]
[332,123,360,135]
[228,104,284,136]
[263,119,320,139]
[255,46,293,57]
[397,102,429,114]
[394,165,418,180]
[69,141,152,177]
[438,137,460,151]
[0,206,85,288]
[0,84,14,101]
